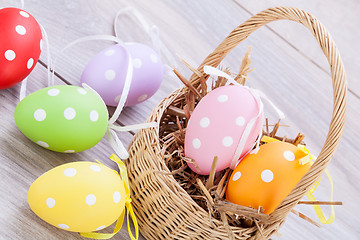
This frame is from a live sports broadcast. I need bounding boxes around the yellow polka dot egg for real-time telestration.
[14,85,108,153]
[28,161,126,232]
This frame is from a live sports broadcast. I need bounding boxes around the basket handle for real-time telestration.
[190,7,347,222]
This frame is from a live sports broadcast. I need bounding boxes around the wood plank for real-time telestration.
[1,0,359,239]
[234,0,360,98]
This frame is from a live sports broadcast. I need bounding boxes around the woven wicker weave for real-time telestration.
[127,6,347,240]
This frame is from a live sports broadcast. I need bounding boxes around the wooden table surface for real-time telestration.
[1,0,359,239]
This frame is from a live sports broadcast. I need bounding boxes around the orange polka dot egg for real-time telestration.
[28,161,126,232]
[226,141,311,214]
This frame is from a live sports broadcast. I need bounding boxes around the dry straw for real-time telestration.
[126,6,347,240]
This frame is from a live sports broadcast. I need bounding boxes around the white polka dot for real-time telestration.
[90,110,99,122]
[232,171,241,181]
[104,49,115,56]
[37,141,49,148]
[133,58,142,68]
[113,192,121,203]
[137,94,148,102]
[64,168,77,177]
[261,170,274,183]
[15,25,26,35]
[222,136,233,147]
[192,138,201,149]
[96,225,106,231]
[64,107,76,120]
[200,117,210,128]
[236,116,245,126]
[27,58,34,69]
[64,150,75,153]
[40,39,43,51]
[77,88,87,95]
[90,165,101,172]
[58,224,69,229]
[5,50,16,61]
[86,194,96,205]
[217,94,228,103]
[47,88,60,96]
[284,151,295,161]
[114,95,121,103]
[105,70,116,80]
[20,11,30,18]
[150,54,158,63]
[46,198,55,208]
[34,109,46,121]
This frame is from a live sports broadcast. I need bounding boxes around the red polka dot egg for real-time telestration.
[184,85,262,175]
[80,42,163,107]
[0,8,42,89]
[226,141,311,214]
[28,161,127,232]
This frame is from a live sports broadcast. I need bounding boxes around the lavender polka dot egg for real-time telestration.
[184,85,263,175]
[80,42,163,107]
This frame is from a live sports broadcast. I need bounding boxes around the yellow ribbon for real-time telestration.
[79,155,139,240]
[260,135,278,143]
[305,168,335,224]
[297,144,317,165]
[261,136,335,224]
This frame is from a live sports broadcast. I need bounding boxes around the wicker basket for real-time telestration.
[126,6,347,240]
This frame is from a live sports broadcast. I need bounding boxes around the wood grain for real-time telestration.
[235,0,360,98]
[0,0,359,239]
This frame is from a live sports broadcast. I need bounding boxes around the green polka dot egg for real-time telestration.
[14,85,108,153]
[28,161,127,232]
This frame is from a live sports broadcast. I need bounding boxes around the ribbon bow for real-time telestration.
[80,154,139,240]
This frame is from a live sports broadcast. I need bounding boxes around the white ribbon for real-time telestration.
[19,23,51,101]
[40,24,52,87]
[114,7,177,69]
[203,66,285,169]
[73,41,156,159]
[51,35,124,85]
[105,49,157,159]
[19,77,27,101]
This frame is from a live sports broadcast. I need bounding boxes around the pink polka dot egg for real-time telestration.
[14,85,108,153]
[80,42,163,107]
[28,161,127,232]
[184,85,262,175]
[0,8,42,89]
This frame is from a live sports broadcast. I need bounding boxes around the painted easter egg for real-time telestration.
[28,161,126,232]
[80,42,163,107]
[0,8,42,89]
[14,85,108,153]
[184,85,262,175]
[226,141,311,214]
